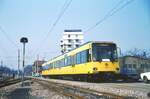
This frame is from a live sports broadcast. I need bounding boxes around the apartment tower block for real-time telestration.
[60,29,84,53]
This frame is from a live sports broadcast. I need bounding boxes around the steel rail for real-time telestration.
[36,80,85,99]
[33,78,128,99]
[0,78,29,88]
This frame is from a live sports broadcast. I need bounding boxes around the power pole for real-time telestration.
[1,60,3,67]
[18,49,20,78]
[36,54,39,74]
[1,60,3,77]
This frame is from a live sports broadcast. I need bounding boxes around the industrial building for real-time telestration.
[119,56,150,79]
[60,29,84,53]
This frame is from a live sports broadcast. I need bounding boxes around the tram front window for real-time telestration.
[92,44,118,62]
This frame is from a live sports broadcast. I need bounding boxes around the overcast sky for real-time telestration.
[0,0,150,69]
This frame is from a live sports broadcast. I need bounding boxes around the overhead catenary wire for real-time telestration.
[0,25,19,49]
[0,25,20,68]
[0,43,9,56]
[84,0,135,33]
[0,44,11,67]
[33,0,72,58]
[45,0,72,37]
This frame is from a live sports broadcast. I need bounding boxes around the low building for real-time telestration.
[32,60,45,76]
[119,56,150,79]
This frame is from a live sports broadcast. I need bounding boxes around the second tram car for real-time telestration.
[41,41,120,81]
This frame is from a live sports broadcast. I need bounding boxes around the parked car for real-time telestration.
[140,72,150,83]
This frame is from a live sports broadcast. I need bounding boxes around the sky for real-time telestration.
[0,0,150,69]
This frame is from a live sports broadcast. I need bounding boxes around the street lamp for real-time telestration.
[20,37,28,86]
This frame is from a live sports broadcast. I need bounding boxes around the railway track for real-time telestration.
[0,78,21,88]
[33,78,127,99]
[0,78,29,88]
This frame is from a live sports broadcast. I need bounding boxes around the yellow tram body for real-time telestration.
[41,41,119,80]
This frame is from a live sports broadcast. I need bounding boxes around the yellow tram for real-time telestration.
[41,41,120,81]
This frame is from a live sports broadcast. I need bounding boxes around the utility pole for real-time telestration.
[0,60,3,67]
[0,60,3,77]
[36,54,39,75]
[18,49,20,78]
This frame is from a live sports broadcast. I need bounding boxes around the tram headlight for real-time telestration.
[116,68,119,71]
[93,67,98,71]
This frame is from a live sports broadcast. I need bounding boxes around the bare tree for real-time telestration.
[124,48,150,59]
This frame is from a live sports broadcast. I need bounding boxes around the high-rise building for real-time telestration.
[60,29,84,53]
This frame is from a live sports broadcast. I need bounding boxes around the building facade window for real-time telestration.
[133,64,136,69]
[76,44,79,47]
[68,34,70,38]
[76,39,79,42]
[76,34,78,37]
[68,39,72,43]
[123,64,127,72]
[68,44,72,48]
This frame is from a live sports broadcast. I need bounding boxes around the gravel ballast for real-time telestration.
[0,80,70,99]
[39,78,150,99]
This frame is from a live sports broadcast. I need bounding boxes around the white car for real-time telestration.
[140,72,150,83]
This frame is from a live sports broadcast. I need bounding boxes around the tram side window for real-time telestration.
[42,66,45,70]
[53,62,56,68]
[58,61,60,67]
[75,49,89,64]
[81,50,89,63]
[67,56,72,66]
[76,53,81,64]
[52,63,54,68]
[44,65,49,70]
[60,59,64,67]
[59,60,61,67]
[56,61,58,67]
[59,61,61,67]
[62,59,65,66]
[49,64,52,69]
[59,59,61,67]
[73,55,76,64]
[43,66,46,70]
[64,57,67,66]
[51,63,54,68]
[51,63,53,68]
[55,61,60,68]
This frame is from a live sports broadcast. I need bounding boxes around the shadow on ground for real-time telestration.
[7,87,31,99]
